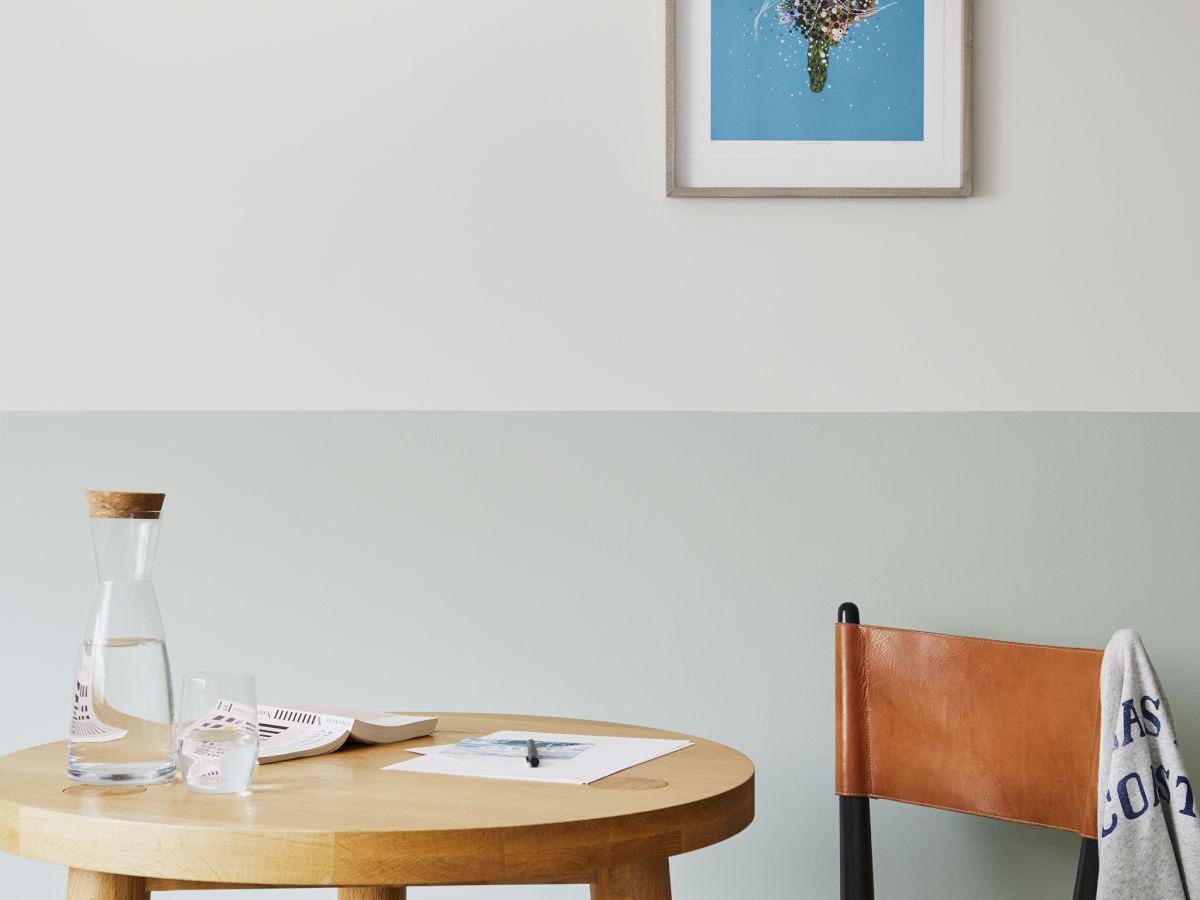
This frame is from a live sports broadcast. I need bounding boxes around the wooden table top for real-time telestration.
[0,712,755,887]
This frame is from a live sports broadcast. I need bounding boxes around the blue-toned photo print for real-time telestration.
[711,0,925,141]
[436,737,594,761]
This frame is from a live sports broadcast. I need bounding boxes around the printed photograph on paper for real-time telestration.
[711,0,925,141]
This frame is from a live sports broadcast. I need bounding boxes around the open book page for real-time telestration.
[257,706,355,763]
[385,731,694,785]
[293,707,438,744]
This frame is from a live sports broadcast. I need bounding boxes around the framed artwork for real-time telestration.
[667,0,972,197]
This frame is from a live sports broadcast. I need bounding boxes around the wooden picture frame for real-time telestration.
[667,0,972,197]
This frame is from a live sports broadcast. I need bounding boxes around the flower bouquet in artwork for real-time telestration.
[777,0,880,92]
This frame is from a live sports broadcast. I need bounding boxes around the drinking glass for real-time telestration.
[176,672,258,794]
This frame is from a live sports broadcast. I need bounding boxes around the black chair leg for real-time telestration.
[1072,838,1098,900]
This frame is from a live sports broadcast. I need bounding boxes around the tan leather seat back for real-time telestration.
[836,622,1104,838]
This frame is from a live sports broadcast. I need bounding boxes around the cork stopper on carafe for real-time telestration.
[86,491,166,520]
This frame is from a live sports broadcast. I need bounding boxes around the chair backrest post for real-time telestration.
[839,794,875,900]
[1073,838,1098,900]
[837,603,874,900]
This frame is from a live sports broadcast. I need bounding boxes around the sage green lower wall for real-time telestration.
[2,413,1198,900]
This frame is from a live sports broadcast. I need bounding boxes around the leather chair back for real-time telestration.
[836,622,1104,837]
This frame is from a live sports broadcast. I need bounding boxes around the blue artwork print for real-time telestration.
[435,738,594,761]
[711,0,925,141]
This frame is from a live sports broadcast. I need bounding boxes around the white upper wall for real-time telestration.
[1,1,1197,411]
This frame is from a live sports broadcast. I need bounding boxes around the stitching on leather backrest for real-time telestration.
[1085,685,1102,837]
[859,623,1103,656]
[860,626,875,795]
[836,790,1090,837]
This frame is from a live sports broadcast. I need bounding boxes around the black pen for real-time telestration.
[526,739,540,768]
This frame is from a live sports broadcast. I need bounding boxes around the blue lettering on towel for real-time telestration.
[1122,700,1147,747]
[1141,696,1162,737]
[1117,773,1149,820]
[1178,776,1195,818]
[1100,695,1191,838]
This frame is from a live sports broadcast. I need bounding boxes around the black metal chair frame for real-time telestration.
[836,603,1099,900]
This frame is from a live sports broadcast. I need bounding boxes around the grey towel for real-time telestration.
[1098,630,1199,899]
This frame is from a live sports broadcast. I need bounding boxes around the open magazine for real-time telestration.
[177,702,438,790]
[256,706,438,763]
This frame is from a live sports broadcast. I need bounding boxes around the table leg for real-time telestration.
[591,859,671,900]
[67,869,148,900]
[337,889,406,900]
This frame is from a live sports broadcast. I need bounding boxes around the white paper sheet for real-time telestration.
[383,731,693,785]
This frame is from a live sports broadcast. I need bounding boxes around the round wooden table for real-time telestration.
[0,712,754,900]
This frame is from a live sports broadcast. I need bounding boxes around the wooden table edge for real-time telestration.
[4,771,754,886]
[1,712,756,892]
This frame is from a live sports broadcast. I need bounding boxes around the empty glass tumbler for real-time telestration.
[67,491,177,785]
[177,672,259,794]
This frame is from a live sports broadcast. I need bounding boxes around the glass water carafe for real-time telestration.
[67,491,176,784]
